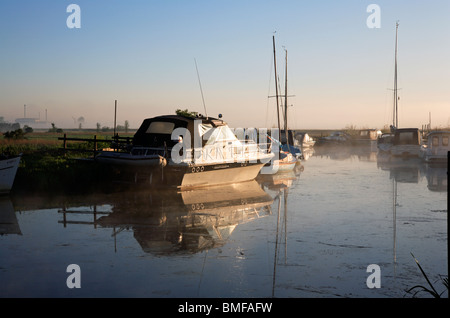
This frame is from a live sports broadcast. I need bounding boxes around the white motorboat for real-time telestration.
[420,130,449,163]
[293,132,316,148]
[0,154,21,194]
[96,114,274,189]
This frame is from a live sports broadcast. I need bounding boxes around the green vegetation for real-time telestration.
[405,253,448,298]
[3,128,27,140]
[1,130,133,194]
[48,123,64,133]
[176,108,198,118]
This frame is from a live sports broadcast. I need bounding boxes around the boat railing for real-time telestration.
[131,147,166,157]
[192,140,273,163]
[116,140,273,163]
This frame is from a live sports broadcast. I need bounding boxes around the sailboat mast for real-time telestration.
[393,21,399,128]
[273,35,282,135]
[284,49,290,151]
[284,49,288,136]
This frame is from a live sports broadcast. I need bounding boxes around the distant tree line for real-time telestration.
[96,120,129,133]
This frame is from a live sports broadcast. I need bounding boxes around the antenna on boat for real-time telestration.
[393,21,399,128]
[194,58,208,118]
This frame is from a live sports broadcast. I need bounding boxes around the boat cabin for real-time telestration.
[392,128,421,146]
[421,130,450,163]
[426,131,449,149]
[133,114,229,149]
[356,129,381,141]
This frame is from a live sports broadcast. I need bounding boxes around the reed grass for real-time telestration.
[405,253,448,298]
[2,132,117,194]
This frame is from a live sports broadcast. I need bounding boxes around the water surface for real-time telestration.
[0,147,447,298]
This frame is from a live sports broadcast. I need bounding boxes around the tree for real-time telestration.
[24,125,33,133]
[49,123,63,133]
[3,128,26,140]
[176,109,198,118]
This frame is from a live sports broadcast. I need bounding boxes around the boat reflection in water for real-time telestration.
[377,152,447,192]
[256,162,303,297]
[377,153,425,184]
[0,197,21,236]
[65,181,274,254]
[424,164,447,192]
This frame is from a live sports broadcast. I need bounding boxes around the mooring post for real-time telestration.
[63,133,67,151]
[94,135,97,154]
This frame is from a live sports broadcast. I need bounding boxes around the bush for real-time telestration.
[3,128,26,140]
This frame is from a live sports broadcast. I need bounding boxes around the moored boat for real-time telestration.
[0,154,21,194]
[377,132,394,153]
[293,132,316,148]
[266,35,298,171]
[420,130,449,163]
[390,128,422,157]
[96,114,274,189]
[353,129,381,147]
[315,131,352,147]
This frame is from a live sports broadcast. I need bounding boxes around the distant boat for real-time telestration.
[315,131,352,146]
[261,133,298,174]
[377,132,394,153]
[0,154,21,194]
[266,35,298,171]
[280,130,303,159]
[377,22,400,153]
[390,128,422,157]
[420,130,450,163]
[96,114,274,189]
[353,129,382,147]
[293,132,316,148]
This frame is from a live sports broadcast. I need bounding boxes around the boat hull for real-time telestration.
[101,157,268,190]
[0,155,21,194]
[95,151,166,167]
[390,145,421,157]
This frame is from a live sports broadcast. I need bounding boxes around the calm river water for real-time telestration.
[0,146,447,298]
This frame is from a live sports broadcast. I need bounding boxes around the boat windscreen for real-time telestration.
[146,122,175,134]
[205,126,242,146]
[396,131,418,145]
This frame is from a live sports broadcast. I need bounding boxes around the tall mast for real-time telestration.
[273,35,281,135]
[284,48,290,151]
[393,21,399,128]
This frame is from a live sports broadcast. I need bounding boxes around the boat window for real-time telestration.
[146,122,175,134]
[397,132,417,144]
[432,136,439,147]
[199,124,213,137]
[205,126,242,146]
[443,136,449,146]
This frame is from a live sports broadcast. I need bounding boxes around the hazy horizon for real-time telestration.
[1,1,449,131]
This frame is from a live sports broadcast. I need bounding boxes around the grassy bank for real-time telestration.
[1,131,130,194]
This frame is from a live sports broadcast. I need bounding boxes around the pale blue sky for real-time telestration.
[1,0,449,129]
